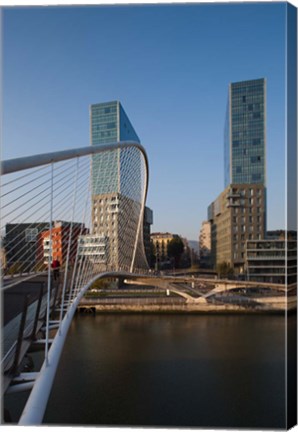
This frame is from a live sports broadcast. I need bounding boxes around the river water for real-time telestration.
[5,313,293,428]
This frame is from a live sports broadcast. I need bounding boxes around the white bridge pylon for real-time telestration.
[1,142,149,425]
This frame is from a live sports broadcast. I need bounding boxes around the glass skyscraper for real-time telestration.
[209,78,267,274]
[90,101,148,270]
[91,101,140,195]
[224,78,266,187]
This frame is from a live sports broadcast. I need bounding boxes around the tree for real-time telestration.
[150,240,156,268]
[216,261,233,279]
[167,237,184,268]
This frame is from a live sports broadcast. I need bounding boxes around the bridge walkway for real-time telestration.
[2,274,63,394]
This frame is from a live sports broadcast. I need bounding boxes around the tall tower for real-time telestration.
[90,101,145,270]
[224,78,266,187]
[209,78,267,274]
[91,101,140,195]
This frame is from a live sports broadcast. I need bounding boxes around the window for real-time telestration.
[25,228,38,242]
[251,156,261,163]
[107,122,116,129]
[104,107,111,114]
[252,173,261,181]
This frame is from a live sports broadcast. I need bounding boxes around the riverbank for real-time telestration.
[77,297,296,314]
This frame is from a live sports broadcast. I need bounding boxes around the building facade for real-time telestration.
[151,232,178,265]
[198,220,211,267]
[224,78,266,187]
[38,221,87,266]
[245,238,297,284]
[90,101,147,270]
[77,235,108,273]
[90,101,140,195]
[143,206,153,264]
[5,223,50,272]
[208,78,267,275]
[208,183,266,273]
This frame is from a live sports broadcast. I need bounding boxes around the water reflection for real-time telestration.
[5,313,288,428]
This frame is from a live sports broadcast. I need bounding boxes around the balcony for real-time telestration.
[227,192,241,199]
[226,201,241,208]
[108,205,119,213]
[246,256,285,260]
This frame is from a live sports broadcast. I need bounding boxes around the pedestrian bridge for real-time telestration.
[0,143,293,425]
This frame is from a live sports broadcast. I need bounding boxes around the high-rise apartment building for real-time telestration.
[209,78,267,274]
[198,221,211,267]
[224,78,266,187]
[90,101,147,270]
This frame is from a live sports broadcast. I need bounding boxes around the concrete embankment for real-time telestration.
[77,298,294,314]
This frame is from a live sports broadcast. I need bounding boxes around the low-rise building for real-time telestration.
[150,232,178,265]
[245,236,297,284]
[5,223,50,272]
[38,221,88,266]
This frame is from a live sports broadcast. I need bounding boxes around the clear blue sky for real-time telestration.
[2,3,287,240]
